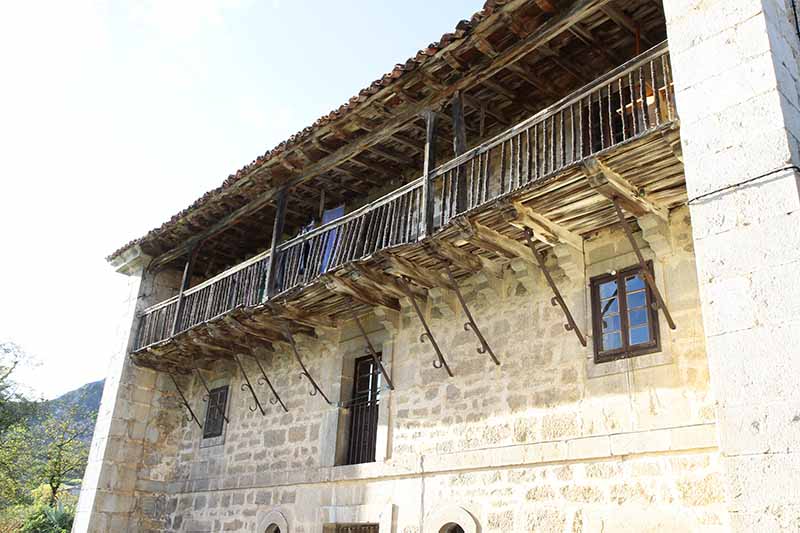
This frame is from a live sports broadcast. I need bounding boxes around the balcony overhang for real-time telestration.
[131,43,684,375]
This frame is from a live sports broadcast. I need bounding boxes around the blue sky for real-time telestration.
[0,0,485,398]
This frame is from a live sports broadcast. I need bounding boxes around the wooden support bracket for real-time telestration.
[454,217,536,265]
[584,157,668,221]
[499,201,583,251]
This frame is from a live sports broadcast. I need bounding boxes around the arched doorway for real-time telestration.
[265,526,281,533]
[440,525,465,533]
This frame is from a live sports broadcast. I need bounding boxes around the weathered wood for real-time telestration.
[324,274,400,311]
[454,217,537,265]
[145,0,614,269]
[500,201,583,251]
[584,157,668,220]
[427,239,502,280]
[170,247,197,336]
[384,253,455,290]
[265,187,288,298]
[421,110,438,238]
[451,91,468,214]
[348,263,426,302]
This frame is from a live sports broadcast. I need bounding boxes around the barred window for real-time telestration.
[344,355,381,465]
[202,385,229,439]
[590,262,660,363]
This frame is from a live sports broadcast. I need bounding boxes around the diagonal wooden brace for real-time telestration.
[169,373,202,429]
[397,276,453,377]
[283,327,333,405]
[444,265,500,366]
[523,229,587,347]
[612,198,676,330]
[346,299,395,390]
[232,353,267,416]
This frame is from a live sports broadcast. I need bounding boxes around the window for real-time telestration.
[202,385,229,439]
[590,262,660,363]
[344,355,381,465]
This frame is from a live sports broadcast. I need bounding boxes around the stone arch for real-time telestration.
[256,509,290,533]
[423,505,480,533]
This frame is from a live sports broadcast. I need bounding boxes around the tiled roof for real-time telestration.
[107,1,503,262]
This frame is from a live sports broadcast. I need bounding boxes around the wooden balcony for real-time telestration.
[133,42,684,372]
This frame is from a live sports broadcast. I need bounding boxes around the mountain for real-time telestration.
[41,380,104,442]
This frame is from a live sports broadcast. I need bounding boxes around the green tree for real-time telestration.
[33,403,94,506]
[0,342,38,435]
[0,342,38,509]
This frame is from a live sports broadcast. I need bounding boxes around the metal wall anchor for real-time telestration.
[232,353,266,416]
[347,299,395,390]
[397,276,453,377]
[283,327,333,405]
[445,264,500,365]
[250,353,288,412]
[611,198,676,330]
[168,373,202,429]
[193,363,229,423]
[523,229,587,347]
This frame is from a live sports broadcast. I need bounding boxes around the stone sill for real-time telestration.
[171,423,718,494]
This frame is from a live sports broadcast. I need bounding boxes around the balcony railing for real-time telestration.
[134,42,675,352]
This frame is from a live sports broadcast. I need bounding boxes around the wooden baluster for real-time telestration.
[170,247,196,337]
[265,187,288,300]
[420,110,437,239]
[451,91,468,214]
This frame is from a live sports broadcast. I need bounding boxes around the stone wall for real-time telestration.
[145,206,725,533]
[664,0,800,529]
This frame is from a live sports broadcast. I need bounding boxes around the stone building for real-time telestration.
[74,0,800,532]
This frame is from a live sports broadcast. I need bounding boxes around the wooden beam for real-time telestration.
[324,273,400,311]
[500,201,583,251]
[583,157,668,220]
[348,263,426,302]
[601,5,653,46]
[145,0,613,269]
[453,217,536,265]
[384,253,455,290]
[421,110,438,238]
[366,145,415,166]
[223,315,284,344]
[427,239,503,280]
[265,187,288,298]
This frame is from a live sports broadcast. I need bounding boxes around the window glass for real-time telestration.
[592,264,660,362]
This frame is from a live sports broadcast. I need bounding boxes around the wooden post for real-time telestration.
[264,187,288,300]
[420,110,438,238]
[451,91,468,213]
[170,246,196,336]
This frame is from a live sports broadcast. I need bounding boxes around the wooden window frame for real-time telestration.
[202,385,229,439]
[590,261,661,364]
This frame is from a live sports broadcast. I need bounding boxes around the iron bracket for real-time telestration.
[346,299,395,390]
[192,362,229,423]
[168,373,202,429]
[397,276,453,377]
[283,327,333,405]
[523,229,587,347]
[232,353,267,416]
[250,353,289,412]
[611,198,676,330]
[444,264,500,366]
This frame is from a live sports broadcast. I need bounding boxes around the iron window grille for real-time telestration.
[590,261,661,363]
[202,385,229,439]
[344,355,382,465]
